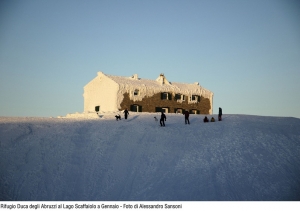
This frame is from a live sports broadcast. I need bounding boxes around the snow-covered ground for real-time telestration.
[0,113,300,201]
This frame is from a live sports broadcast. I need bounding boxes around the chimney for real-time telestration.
[159,73,165,85]
[132,74,138,80]
[156,73,170,85]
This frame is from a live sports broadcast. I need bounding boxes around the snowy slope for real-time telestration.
[0,114,300,201]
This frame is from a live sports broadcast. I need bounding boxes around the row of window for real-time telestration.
[156,107,200,114]
[161,92,200,102]
[133,90,201,102]
[95,105,200,114]
[130,105,200,114]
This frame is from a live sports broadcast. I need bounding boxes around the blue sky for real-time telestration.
[1,0,300,118]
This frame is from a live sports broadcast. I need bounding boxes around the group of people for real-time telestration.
[117,107,223,127]
[203,116,215,122]
[203,108,222,122]
[203,107,223,123]
[159,107,223,127]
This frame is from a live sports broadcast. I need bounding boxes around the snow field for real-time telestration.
[0,114,300,200]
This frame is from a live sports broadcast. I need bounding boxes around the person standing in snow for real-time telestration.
[218,107,222,121]
[184,110,190,124]
[160,111,166,127]
[123,108,129,120]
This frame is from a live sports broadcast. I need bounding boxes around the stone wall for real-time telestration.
[120,92,211,114]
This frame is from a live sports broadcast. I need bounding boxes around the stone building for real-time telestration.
[83,71,213,114]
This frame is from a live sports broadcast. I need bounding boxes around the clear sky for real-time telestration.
[1,0,300,118]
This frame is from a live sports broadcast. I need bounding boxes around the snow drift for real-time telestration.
[0,113,300,201]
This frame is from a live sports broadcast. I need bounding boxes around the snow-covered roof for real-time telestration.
[100,71,213,97]
[107,74,166,89]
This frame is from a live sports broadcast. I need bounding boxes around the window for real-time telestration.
[130,104,142,112]
[161,92,172,100]
[155,107,169,113]
[155,107,162,112]
[190,95,200,102]
[95,106,100,112]
[190,109,200,114]
[134,89,139,96]
[175,108,183,113]
[162,107,169,113]
[175,94,185,101]
[161,92,168,100]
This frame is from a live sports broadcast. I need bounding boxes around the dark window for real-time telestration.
[155,107,162,112]
[95,106,100,112]
[161,92,168,100]
[156,107,169,113]
[134,89,139,96]
[175,94,185,101]
[130,105,137,112]
[161,92,172,100]
[191,95,200,102]
[130,104,142,112]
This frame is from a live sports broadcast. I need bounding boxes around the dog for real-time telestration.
[154,117,158,121]
[115,115,121,121]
